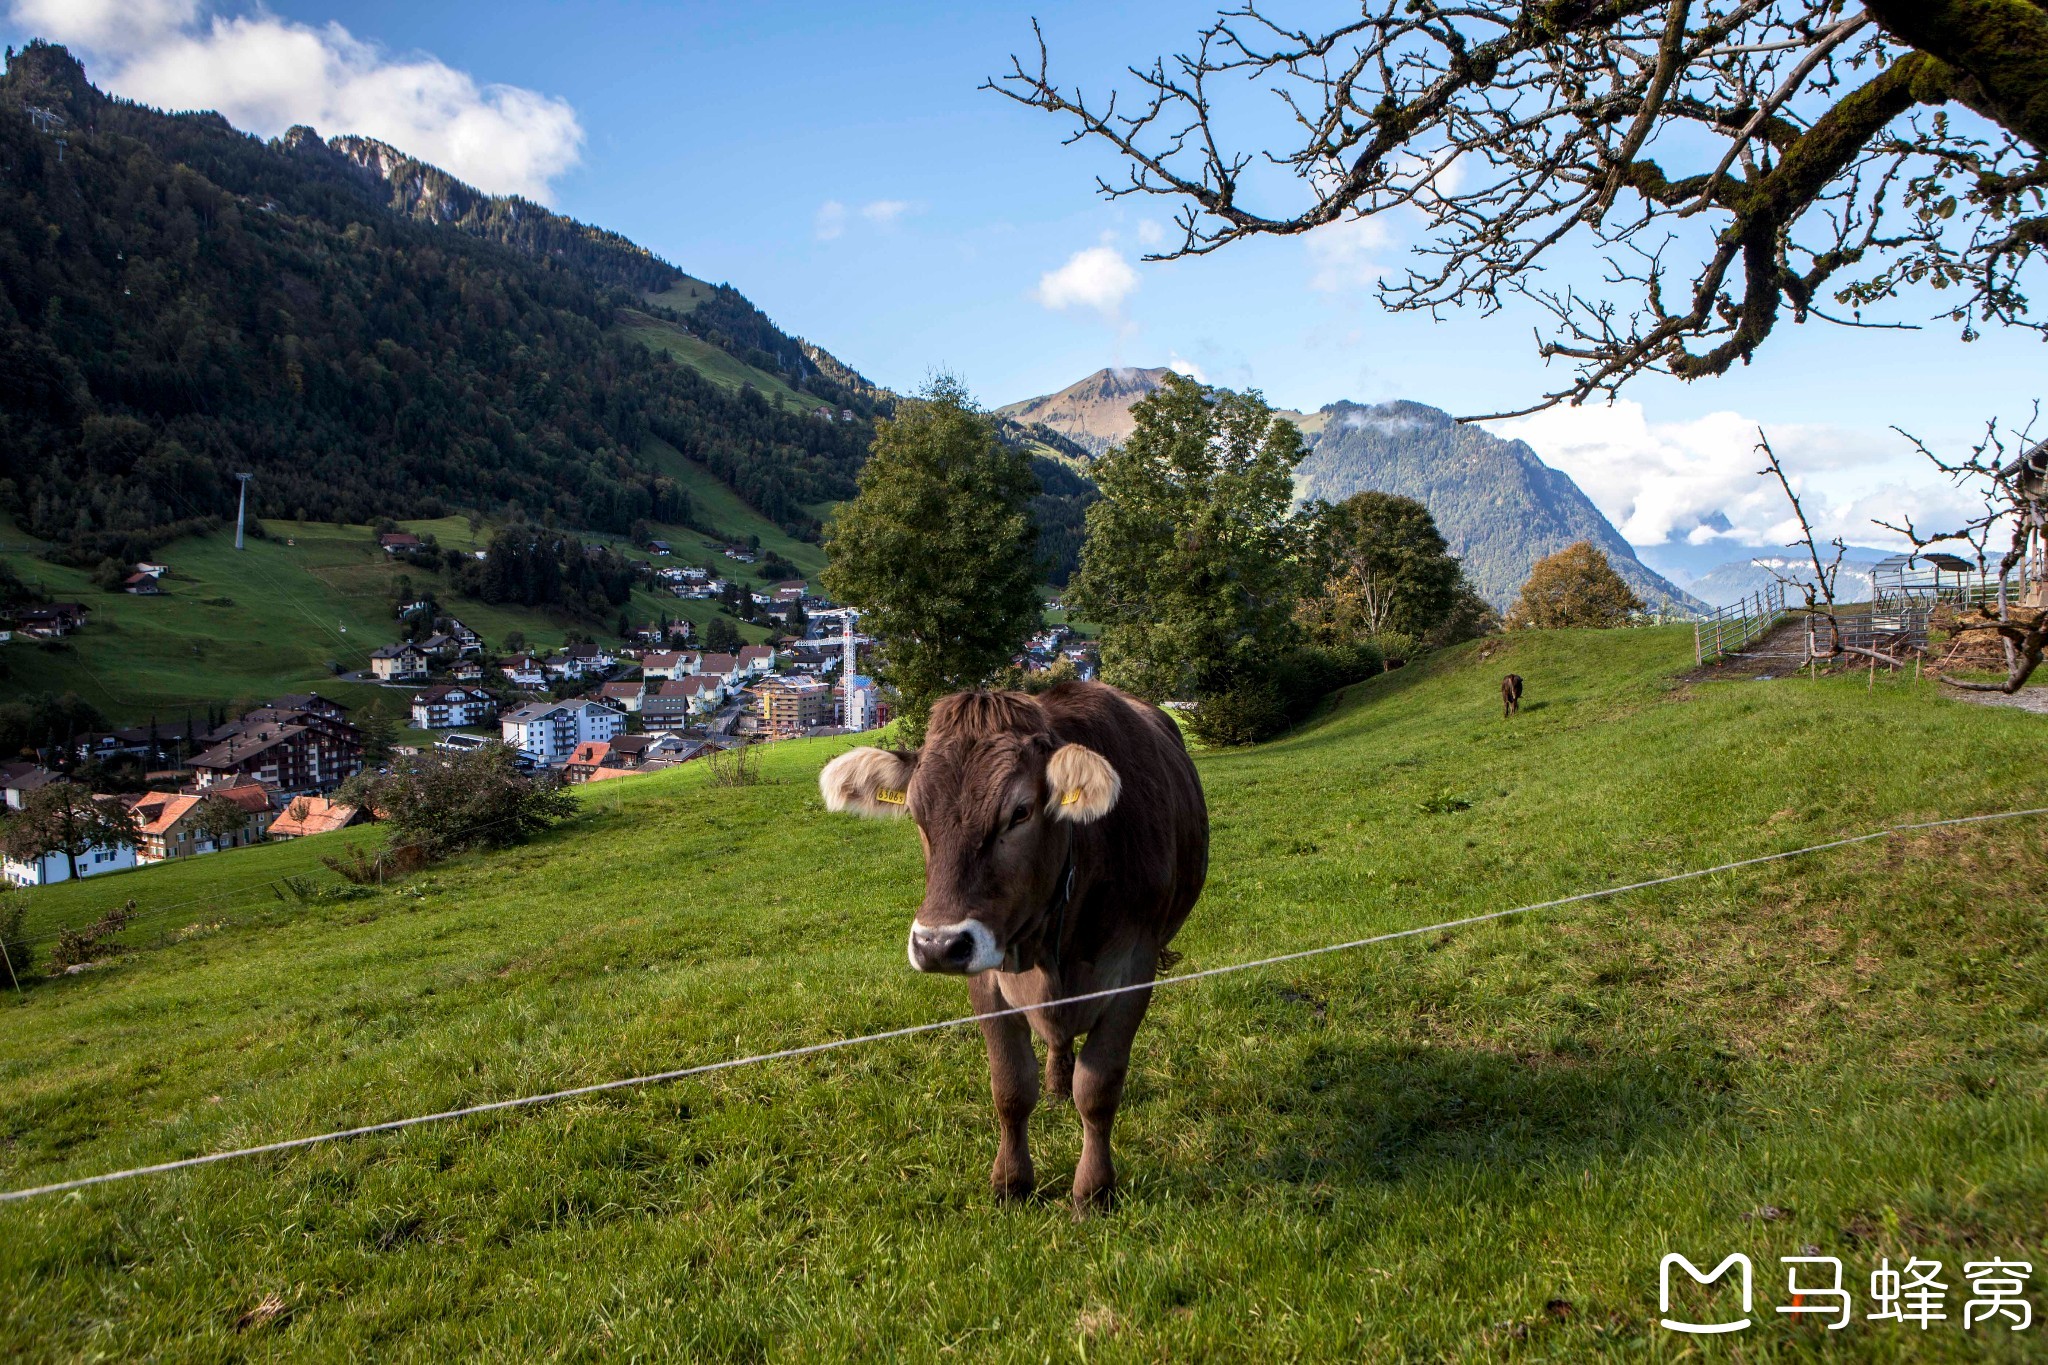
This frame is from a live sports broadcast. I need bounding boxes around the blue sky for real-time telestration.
[7,0,2043,560]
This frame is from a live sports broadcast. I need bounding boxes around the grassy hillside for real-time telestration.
[4,631,2047,1359]
[642,278,719,314]
[0,518,550,720]
[633,440,828,583]
[0,497,799,725]
[615,310,821,413]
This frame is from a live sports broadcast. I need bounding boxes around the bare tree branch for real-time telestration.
[1755,428,1848,659]
[993,2,2048,417]
[1883,408,2048,692]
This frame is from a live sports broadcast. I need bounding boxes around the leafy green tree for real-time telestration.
[823,375,1042,738]
[703,615,744,653]
[1070,373,1306,706]
[191,795,252,848]
[4,782,137,882]
[357,709,399,768]
[1506,542,1645,629]
[0,692,107,758]
[1297,492,1465,646]
[1422,585,1502,650]
[0,558,41,610]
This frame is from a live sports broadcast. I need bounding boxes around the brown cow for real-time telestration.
[819,681,1208,1211]
[1502,673,1524,718]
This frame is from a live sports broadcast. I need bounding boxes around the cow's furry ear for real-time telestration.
[1046,744,1120,824]
[820,747,916,818]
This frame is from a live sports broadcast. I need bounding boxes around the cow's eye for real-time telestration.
[1009,802,1032,828]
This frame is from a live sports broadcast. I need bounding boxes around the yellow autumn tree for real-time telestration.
[1506,542,1644,630]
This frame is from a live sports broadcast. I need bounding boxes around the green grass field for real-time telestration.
[4,629,2047,1360]
[0,464,812,724]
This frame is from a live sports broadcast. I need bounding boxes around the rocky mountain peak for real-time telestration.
[995,366,1177,456]
[1,41,101,125]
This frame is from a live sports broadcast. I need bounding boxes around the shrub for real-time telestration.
[1189,643,1384,747]
[319,842,432,885]
[1187,684,1288,748]
[0,892,31,985]
[274,873,376,903]
[707,741,762,788]
[45,899,135,972]
[1272,642,1385,719]
[994,657,1080,695]
[340,744,578,864]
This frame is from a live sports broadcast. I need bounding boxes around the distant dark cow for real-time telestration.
[1502,673,1524,718]
[820,681,1209,1211]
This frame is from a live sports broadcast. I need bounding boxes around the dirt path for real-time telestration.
[1947,687,2048,715]
[1680,618,1813,682]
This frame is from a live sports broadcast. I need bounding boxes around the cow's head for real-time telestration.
[818,691,1121,974]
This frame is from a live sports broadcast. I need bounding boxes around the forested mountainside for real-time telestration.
[306,131,885,419]
[1296,402,1699,609]
[0,43,876,565]
[983,416,1091,585]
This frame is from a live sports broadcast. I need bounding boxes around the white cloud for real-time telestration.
[1167,354,1206,382]
[1035,244,1139,318]
[814,199,848,241]
[814,198,916,242]
[1492,400,1982,550]
[1135,218,1167,248]
[1305,216,1393,293]
[12,0,197,49]
[9,1,583,201]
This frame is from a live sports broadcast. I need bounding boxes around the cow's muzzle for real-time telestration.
[907,919,1002,974]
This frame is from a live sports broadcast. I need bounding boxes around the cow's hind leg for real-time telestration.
[1071,986,1153,1214]
[973,974,1038,1202]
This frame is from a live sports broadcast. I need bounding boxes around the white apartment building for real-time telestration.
[5,841,136,888]
[500,700,626,767]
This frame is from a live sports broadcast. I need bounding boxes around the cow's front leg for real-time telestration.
[1071,986,1152,1213]
[972,973,1038,1203]
[1042,1036,1074,1101]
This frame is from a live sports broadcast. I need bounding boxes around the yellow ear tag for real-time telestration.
[875,787,906,805]
[1060,790,1082,806]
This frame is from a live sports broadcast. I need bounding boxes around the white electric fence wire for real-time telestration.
[2,805,2042,1204]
